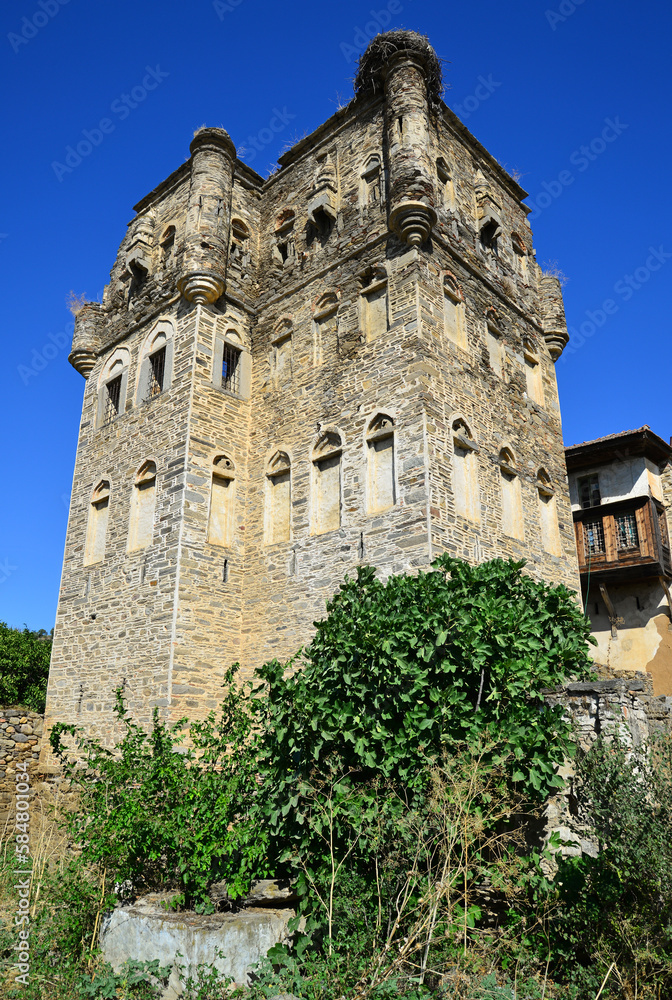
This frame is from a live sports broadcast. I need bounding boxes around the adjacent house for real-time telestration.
[565,426,672,694]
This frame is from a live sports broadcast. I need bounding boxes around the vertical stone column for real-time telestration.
[383,50,437,246]
[178,127,236,305]
[540,274,569,360]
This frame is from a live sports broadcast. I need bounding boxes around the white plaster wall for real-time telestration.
[568,456,658,510]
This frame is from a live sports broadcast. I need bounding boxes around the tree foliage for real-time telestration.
[256,555,594,819]
[0,620,52,711]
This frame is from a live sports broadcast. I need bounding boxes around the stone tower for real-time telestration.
[46,32,580,743]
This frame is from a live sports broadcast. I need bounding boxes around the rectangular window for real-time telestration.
[104,375,122,425]
[222,344,241,393]
[148,347,166,398]
[584,519,605,555]
[578,474,601,509]
[615,511,639,550]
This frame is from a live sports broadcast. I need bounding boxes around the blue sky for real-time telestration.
[1,0,670,629]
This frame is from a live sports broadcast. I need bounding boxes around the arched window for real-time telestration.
[359,268,388,342]
[361,156,383,209]
[452,419,479,522]
[160,225,176,265]
[443,273,466,350]
[498,448,524,540]
[213,328,250,397]
[230,218,251,266]
[313,293,339,366]
[207,455,235,547]
[523,337,544,406]
[312,432,342,534]
[128,461,157,552]
[367,414,396,512]
[273,210,295,266]
[537,469,562,556]
[97,350,130,427]
[271,318,293,381]
[485,309,503,377]
[436,157,455,210]
[265,451,291,544]
[84,479,110,565]
[137,322,174,403]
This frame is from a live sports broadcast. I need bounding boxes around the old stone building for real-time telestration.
[45,31,579,742]
[566,426,672,694]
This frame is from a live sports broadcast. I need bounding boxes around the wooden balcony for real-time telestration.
[574,495,672,583]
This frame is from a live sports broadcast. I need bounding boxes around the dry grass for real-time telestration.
[65,291,88,316]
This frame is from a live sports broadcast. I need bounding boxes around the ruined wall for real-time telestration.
[544,674,672,855]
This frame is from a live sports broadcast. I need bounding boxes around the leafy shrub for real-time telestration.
[50,667,268,908]
[0,621,52,711]
[546,732,672,997]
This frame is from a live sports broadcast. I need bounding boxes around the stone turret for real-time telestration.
[356,32,440,246]
[69,301,105,378]
[540,273,569,360]
[178,127,236,304]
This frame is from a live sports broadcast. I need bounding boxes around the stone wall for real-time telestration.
[0,708,44,825]
[45,30,580,747]
[544,671,672,856]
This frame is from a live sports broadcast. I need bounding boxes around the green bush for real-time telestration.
[46,557,599,997]
[50,667,269,908]
[0,621,52,712]
[545,732,672,997]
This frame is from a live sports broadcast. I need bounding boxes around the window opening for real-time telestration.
[361,156,382,208]
[616,511,639,550]
[148,347,166,398]
[584,519,605,555]
[480,218,500,254]
[104,375,122,424]
[222,344,241,393]
[578,474,601,509]
[436,158,454,209]
[160,226,175,264]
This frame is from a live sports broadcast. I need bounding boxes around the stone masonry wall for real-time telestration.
[45,31,581,745]
[0,708,43,825]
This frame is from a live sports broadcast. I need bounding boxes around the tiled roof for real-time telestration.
[565,426,652,450]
